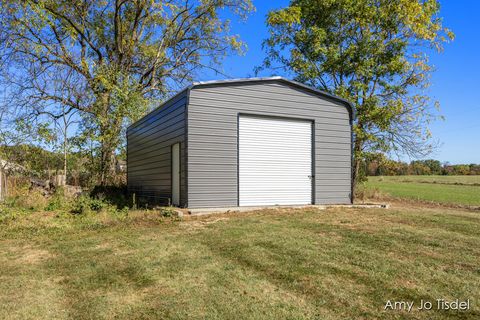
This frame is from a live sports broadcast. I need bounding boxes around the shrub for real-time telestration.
[71,196,107,214]
[159,207,177,218]
[44,187,72,211]
[89,199,105,211]
[0,205,29,223]
[90,185,129,208]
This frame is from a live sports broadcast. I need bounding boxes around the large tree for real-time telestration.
[261,0,453,193]
[0,0,253,184]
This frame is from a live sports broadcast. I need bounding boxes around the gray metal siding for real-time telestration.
[187,81,352,208]
[127,92,187,206]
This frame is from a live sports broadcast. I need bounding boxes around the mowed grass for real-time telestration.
[369,175,480,185]
[1,206,479,319]
[366,176,480,206]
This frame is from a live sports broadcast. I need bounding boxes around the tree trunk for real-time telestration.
[99,137,114,186]
[0,170,2,201]
[351,137,363,202]
[4,173,7,201]
[63,107,68,181]
[98,92,115,186]
[63,134,67,181]
[98,120,121,186]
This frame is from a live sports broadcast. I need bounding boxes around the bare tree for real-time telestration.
[0,0,253,184]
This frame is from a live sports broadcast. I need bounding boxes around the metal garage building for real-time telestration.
[127,77,354,208]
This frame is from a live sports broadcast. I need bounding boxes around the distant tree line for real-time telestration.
[363,154,480,176]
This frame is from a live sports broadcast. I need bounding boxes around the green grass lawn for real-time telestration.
[1,206,479,319]
[368,175,480,185]
[366,176,480,206]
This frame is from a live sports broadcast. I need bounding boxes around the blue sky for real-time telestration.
[201,0,480,165]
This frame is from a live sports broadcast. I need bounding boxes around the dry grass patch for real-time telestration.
[15,246,54,265]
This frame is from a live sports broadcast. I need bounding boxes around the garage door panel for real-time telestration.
[239,115,312,206]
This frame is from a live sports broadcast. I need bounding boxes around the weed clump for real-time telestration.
[159,207,177,218]
[70,196,107,214]
[0,183,183,230]
[44,187,72,211]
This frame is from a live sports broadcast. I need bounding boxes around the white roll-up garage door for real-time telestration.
[239,115,313,206]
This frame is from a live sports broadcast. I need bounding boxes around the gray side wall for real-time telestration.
[187,81,351,208]
[127,91,187,206]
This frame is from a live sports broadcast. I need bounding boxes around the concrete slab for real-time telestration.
[188,203,388,216]
[188,205,325,216]
[326,203,390,209]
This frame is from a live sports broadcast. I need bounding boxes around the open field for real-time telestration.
[365,176,480,206]
[1,205,479,319]
[368,175,480,185]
